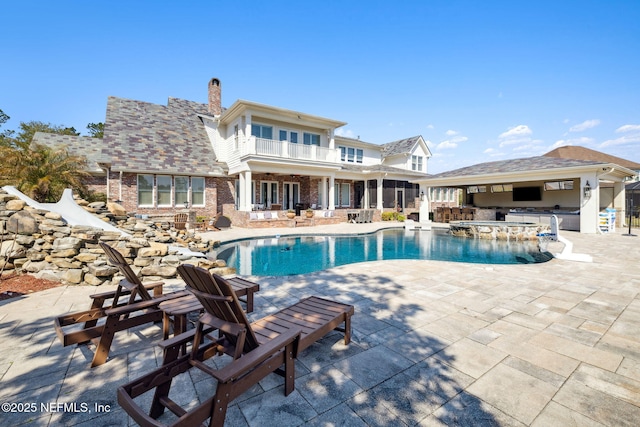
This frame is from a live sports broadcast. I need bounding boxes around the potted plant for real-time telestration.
[305,208,314,218]
[286,209,296,219]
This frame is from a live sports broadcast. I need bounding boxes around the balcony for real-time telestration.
[239,137,340,163]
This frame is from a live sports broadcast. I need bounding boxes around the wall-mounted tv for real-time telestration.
[513,186,542,201]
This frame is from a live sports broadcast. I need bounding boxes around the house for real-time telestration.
[414,148,638,233]
[34,77,431,227]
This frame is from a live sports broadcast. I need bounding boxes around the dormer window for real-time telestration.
[412,155,423,171]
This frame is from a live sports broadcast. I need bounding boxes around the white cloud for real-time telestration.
[600,134,640,148]
[435,131,468,151]
[616,124,640,133]
[498,125,533,147]
[499,125,532,139]
[335,128,356,138]
[601,124,640,148]
[569,119,600,132]
[436,140,458,150]
[426,124,434,130]
[563,118,570,124]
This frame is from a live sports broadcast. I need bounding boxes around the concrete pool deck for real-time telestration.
[1,222,639,426]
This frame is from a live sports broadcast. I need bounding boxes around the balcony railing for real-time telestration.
[240,137,339,163]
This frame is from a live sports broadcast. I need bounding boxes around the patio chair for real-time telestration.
[53,242,190,367]
[172,213,188,230]
[117,264,354,426]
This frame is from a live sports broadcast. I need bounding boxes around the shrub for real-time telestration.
[381,211,405,221]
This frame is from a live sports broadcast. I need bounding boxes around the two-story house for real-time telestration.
[33,77,432,226]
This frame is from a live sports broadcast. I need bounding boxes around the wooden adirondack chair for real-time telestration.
[172,213,188,230]
[117,264,354,426]
[53,242,190,367]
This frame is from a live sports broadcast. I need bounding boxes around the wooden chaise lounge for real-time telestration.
[53,242,191,367]
[117,264,354,426]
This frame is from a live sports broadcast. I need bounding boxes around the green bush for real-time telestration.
[381,211,405,221]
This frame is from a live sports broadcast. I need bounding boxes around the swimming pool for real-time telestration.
[212,228,552,276]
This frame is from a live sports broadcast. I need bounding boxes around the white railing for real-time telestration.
[249,137,339,163]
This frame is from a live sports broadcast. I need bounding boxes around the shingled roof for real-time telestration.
[544,145,640,170]
[102,96,222,175]
[381,136,423,158]
[31,133,110,173]
[428,156,604,179]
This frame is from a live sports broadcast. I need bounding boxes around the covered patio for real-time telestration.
[416,156,637,233]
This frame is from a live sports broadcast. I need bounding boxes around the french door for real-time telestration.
[283,182,300,210]
[261,181,278,208]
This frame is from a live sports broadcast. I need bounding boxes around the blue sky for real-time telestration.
[2,1,639,174]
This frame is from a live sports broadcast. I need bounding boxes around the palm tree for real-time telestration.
[0,143,89,202]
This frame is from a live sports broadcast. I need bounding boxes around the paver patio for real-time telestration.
[1,223,639,426]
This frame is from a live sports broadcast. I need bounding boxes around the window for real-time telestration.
[339,146,363,163]
[192,177,205,205]
[544,180,574,191]
[467,186,487,194]
[491,184,513,193]
[175,176,189,206]
[157,176,172,206]
[334,183,350,207]
[138,175,154,206]
[251,124,273,139]
[412,155,423,171]
[303,132,320,146]
[279,130,299,143]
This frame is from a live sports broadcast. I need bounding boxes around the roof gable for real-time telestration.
[102,96,221,175]
[31,132,109,173]
[544,145,640,170]
[381,135,431,158]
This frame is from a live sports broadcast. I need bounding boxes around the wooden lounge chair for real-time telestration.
[172,213,188,230]
[53,242,190,367]
[117,264,354,426]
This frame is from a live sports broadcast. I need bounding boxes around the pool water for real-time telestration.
[212,228,552,276]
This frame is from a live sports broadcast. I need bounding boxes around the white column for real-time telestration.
[377,177,384,210]
[244,114,251,141]
[328,129,335,150]
[419,185,431,223]
[363,180,370,209]
[328,175,336,210]
[613,181,626,228]
[580,174,599,233]
[244,170,252,212]
[321,177,327,209]
[238,173,245,211]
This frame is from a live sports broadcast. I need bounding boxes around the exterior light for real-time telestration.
[583,181,591,198]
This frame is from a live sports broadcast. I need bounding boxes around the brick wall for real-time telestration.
[104,172,227,218]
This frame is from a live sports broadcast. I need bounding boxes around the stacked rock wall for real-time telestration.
[0,190,232,286]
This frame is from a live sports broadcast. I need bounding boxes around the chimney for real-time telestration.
[208,78,221,116]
